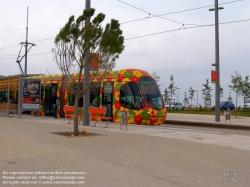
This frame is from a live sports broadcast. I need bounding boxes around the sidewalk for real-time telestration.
[166,113,250,130]
[0,114,250,187]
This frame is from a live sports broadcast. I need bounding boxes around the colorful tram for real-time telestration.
[0,69,167,125]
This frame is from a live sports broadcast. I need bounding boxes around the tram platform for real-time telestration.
[165,113,250,130]
[1,113,250,187]
[1,112,250,130]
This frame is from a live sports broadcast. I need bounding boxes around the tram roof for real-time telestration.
[0,74,44,91]
[31,69,151,83]
[0,69,152,91]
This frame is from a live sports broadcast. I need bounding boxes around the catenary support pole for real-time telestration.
[18,75,21,119]
[83,0,91,126]
[25,7,29,74]
[210,0,223,122]
[215,0,221,122]
[7,77,10,117]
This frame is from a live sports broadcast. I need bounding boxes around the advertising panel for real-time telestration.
[211,70,218,83]
[21,79,41,110]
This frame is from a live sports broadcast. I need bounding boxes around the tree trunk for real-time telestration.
[73,95,79,136]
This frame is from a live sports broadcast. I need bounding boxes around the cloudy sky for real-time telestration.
[1,0,249,106]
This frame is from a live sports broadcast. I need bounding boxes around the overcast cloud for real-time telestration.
[0,0,249,106]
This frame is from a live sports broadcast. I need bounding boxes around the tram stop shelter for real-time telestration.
[0,74,44,119]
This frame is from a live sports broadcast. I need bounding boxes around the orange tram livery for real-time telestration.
[2,69,167,125]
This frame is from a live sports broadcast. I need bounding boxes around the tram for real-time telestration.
[0,69,167,125]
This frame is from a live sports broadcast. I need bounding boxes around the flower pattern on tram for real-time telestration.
[156,110,165,118]
[115,82,123,91]
[112,71,119,78]
[133,70,143,78]
[141,110,150,120]
[123,71,133,78]
[114,100,120,110]
[150,114,159,125]
[134,114,143,124]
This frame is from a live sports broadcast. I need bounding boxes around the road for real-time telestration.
[0,116,249,187]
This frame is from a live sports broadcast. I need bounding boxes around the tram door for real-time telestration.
[42,84,57,116]
[102,82,113,119]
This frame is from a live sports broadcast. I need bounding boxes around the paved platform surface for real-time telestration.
[165,113,250,130]
[167,113,250,124]
[0,114,250,187]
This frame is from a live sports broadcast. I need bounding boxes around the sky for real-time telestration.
[0,0,249,107]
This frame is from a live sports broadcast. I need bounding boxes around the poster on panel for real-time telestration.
[21,79,41,110]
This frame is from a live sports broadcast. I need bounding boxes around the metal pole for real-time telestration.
[18,75,21,119]
[197,90,199,107]
[83,0,91,126]
[175,87,180,103]
[178,89,179,103]
[25,7,29,74]
[214,0,220,122]
[7,77,10,117]
[196,91,198,107]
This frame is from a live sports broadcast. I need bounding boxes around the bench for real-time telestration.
[89,106,112,128]
[0,102,16,117]
[63,105,83,124]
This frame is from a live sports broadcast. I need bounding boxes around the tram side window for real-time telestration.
[90,83,100,107]
[0,91,4,103]
[68,94,83,107]
[68,82,101,107]
[120,82,144,110]
[0,91,14,103]
[68,93,75,106]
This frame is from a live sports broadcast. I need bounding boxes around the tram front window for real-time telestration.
[139,77,163,110]
[120,82,144,110]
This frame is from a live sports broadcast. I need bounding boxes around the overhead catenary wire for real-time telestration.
[0,0,244,51]
[0,17,249,60]
[0,18,249,60]
[120,0,244,25]
[0,51,52,60]
[0,18,248,62]
[0,44,19,50]
[125,18,250,40]
[32,37,55,43]
[0,38,55,51]
[117,0,184,25]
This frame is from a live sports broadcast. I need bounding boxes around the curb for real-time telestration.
[164,120,250,130]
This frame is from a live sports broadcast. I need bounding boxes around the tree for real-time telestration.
[163,88,170,104]
[52,8,124,136]
[188,87,195,107]
[241,75,250,98]
[201,78,213,107]
[227,92,233,102]
[168,75,176,100]
[183,92,189,107]
[152,71,162,92]
[229,71,242,118]
[220,85,223,97]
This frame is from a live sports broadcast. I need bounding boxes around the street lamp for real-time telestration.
[175,87,181,103]
[196,90,198,107]
[209,0,224,122]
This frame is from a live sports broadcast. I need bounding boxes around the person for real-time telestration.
[51,93,59,118]
[23,80,40,103]
[104,94,109,102]
[25,80,39,96]
[22,80,40,113]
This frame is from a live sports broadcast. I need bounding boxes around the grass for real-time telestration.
[167,109,250,117]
